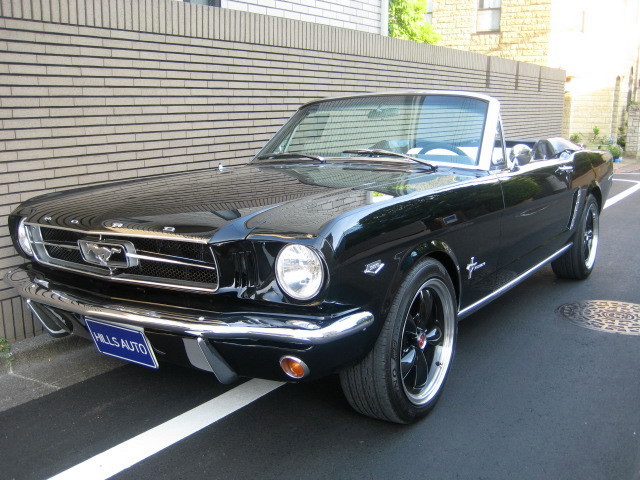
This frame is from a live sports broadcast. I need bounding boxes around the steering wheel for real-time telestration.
[414,141,467,156]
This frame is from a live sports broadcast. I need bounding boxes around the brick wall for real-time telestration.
[626,104,640,156]
[430,0,476,50]
[220,0,386,35]
[431,0,551,66]
[563,84,622,144]
[0,0,565,342]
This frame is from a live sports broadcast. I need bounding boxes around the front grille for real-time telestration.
[47,245,85,264]
[127,261,217,285]
[29,225,219,292]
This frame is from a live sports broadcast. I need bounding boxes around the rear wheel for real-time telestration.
[552,194,600,280]
[339,259,457,424]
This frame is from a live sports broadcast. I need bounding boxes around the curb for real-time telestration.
[614,162,640,173]
[0,333,92,375]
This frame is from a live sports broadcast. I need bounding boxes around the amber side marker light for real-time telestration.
[279,356,310,379]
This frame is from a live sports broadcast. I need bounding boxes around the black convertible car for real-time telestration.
[6,91,613,423]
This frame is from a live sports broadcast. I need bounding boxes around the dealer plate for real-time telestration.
[85,318,158,369]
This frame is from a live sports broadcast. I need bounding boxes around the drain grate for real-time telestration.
[556,300,640,336]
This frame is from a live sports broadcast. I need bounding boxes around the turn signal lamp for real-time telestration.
[279,356,309,379]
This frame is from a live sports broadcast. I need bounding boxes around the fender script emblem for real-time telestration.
[466,256,486,280]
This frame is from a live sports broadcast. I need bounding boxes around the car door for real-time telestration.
[496,150,576,277]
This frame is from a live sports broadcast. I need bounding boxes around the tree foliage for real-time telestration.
[388,0,440,44]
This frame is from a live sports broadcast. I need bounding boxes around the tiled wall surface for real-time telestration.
[627,105,640,156]
[0,0,565,342]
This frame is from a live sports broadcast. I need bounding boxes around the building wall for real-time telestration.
[550,0,640,142]
[0,0,565,342]
[626,104,640,155]
[563,77,631,144]
[220,0,387,35]
[432,0,640,143]
[563,86,616,143]
[431,0,551,66]
[429,0,476,49]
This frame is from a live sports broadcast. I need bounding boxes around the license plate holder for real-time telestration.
[85,318,158,369]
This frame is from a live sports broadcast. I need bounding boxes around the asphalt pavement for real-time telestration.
[1,172,639,480]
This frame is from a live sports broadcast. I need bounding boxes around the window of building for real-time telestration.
[425,1,433,24]
[477,0,501,32]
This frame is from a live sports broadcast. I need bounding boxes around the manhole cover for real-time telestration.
[556,300,640,335]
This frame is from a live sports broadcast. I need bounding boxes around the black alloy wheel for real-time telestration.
[400,280,454,405]
[552,194,600,280]
[339,258,457,423]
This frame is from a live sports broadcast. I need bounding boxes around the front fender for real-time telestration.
[382,239,463,320]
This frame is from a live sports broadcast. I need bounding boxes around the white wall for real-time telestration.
[221,0,387,35]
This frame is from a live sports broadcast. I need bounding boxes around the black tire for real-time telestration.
[339,259,457,424]
[551,194,600,280]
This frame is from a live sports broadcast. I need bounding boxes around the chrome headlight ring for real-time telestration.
[17,217,34,257]
[275,244,325,301]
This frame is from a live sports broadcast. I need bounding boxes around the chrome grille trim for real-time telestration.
[24,221,209,244]
[41,241,81,250]
[127,252,218,270]
[26,225,219,293]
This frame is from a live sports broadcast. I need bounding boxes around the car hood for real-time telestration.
[15,162,467,242]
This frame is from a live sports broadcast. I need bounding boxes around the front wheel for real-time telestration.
[552,194,600,280]
[339,259,457,424]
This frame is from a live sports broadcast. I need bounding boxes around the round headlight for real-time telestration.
[275,244,324,300]
[17,217,33,257]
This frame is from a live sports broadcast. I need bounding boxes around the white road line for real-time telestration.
[604,179,640,210]
[48,379,283,480]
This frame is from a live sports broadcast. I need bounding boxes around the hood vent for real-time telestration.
[232,250,255,288]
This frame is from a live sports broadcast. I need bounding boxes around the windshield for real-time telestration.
[256,94,489,166]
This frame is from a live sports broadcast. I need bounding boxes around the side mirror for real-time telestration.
[510,144,533,166]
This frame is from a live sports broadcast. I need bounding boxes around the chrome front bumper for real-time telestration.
[4,266,374,345]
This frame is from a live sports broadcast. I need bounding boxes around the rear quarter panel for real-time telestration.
[571,150,614,209]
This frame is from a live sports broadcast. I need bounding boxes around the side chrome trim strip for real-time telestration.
[568,189,585,231]
[4,266,374,345]
[458,243,572,319]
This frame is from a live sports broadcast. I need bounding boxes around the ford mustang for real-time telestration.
[5,91,613,423]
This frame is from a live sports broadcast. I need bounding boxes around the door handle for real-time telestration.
[556,165,573,174]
